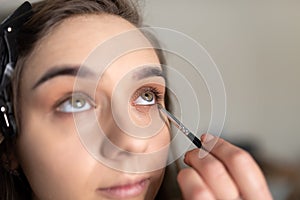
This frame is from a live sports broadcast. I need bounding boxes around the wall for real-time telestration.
[143,0,300,163]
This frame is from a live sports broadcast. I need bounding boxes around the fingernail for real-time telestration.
[201,133,215,143]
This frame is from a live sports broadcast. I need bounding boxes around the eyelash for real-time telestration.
[54,86,164,114]
[132,86,164,106]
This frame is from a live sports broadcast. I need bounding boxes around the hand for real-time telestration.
[177,134,273,200]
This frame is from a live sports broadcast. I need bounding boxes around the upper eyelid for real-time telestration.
[131,86,164,104]
[132,87,156,99]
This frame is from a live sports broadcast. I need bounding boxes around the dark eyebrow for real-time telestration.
[132,66,166,81]
[32,65,95,90]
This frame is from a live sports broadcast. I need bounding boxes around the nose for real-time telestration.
[97,103,149,159]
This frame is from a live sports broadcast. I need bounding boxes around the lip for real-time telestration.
[97,178,149,199]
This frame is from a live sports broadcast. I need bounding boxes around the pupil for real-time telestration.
[72,98,85,108]
[142,92,153,102]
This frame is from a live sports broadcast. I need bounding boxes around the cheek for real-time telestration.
[154,125,170,147]
[131,107,171,151]
[128,105,153,127]
[15,113,99,199]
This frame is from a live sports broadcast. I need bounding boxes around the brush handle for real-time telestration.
[187,132,202,148]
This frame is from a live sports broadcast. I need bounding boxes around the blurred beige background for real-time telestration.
[142,0,300,163]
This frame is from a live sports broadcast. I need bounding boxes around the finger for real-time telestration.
[184,148,240,199]
[177,168,215,200]
[202,134,273,200]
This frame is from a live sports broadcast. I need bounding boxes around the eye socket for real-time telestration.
[134,90,156,106]
[56,93,95,113]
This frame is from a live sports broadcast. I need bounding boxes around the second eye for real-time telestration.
[56,93,95,113]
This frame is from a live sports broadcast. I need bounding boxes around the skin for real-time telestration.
[11,13,272,200]
[178,134,273,200]
[15,14,170,200]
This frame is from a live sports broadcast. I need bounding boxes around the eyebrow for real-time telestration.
[32,65,165,90]
[32,65,95,90]
[133,66,166,81]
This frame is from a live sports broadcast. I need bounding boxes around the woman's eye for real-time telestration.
[134,91,156,106]
[57,94,94,113]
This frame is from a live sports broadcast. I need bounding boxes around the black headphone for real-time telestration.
[0,2,32,138]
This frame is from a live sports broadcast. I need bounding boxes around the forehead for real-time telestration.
[22,14,160,89]
[29,14,137,67]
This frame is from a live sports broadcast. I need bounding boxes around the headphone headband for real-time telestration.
[0,1,32,138]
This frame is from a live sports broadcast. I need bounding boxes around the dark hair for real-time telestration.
[0,0,173,199]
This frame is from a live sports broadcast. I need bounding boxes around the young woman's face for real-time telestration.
[15,15,170,200]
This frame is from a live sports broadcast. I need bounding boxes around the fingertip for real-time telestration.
[177,168,198,190]
[200,133,207,141]
[184,148,200,165]
[177,168,215,200]
[201,133,215,143]
[177,168,190,183]
[183,151,191,166]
